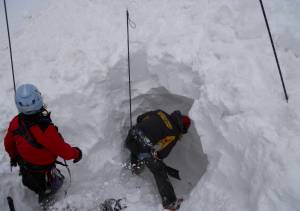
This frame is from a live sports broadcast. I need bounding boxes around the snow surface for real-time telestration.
[1,0,300,210]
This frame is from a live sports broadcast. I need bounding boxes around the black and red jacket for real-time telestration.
[4,111,80,166]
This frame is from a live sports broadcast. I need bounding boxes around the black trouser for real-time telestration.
[125,128,177,207]
[145,158,177,207]
[19,161,64,203]
[20,167,47,196]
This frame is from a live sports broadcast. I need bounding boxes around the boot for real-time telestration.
[164,198,183,211]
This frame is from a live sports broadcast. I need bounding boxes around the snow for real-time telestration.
[1,0,300,210]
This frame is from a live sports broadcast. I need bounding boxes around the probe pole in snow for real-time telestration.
[259,0,288,102]
[3,0,16,95]
[7,196,16,211]
[126,10,133,128]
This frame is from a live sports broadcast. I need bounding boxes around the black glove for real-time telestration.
[10,156,20,167]
[73,147,82,163]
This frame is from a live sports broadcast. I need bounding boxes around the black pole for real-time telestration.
[259,0,288,102]
[7,196,16,211]
[3,0,16,95]
[126,10,133,128]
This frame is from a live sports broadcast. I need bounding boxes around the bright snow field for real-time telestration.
[0,0,300,211]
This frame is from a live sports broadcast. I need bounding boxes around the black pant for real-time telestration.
[145,158,177,207]
[20,165,65,203]
[125,128,177,206]
[21,168,47,196]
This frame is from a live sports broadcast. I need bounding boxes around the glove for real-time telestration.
[10,156,20,167]
[73,147,82,163]
[151,151,161,160]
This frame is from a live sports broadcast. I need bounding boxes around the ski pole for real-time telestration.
[126,10,133,128]
[3,0,16,95]
[7,196,16,211]
[258,0,288,102]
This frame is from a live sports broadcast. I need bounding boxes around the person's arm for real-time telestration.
[30,124,81,161]
[4,127,18,159]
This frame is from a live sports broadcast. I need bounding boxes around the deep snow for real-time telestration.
[1,0,300,211]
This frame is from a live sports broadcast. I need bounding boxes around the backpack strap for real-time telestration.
[12,115,44,149]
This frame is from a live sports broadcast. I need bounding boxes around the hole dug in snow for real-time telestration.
[130,87,208,198]
[88,50,208,205]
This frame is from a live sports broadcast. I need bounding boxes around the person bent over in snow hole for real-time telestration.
[4,84,82,204]
[125,109,191,210]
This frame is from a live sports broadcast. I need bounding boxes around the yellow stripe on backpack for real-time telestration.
[157,136,176,150]
[157,111,173,129]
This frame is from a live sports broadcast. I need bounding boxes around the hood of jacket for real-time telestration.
[170,110,186,134]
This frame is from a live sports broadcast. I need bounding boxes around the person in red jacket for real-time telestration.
[4,84,82,203]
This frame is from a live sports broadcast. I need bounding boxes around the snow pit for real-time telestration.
[128,87,208,198]
[30,50,207,210]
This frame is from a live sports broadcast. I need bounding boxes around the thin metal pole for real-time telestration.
[259,0,288,102]
[126,10,133,128]
[7,196,16,211]
[3,0,16,95]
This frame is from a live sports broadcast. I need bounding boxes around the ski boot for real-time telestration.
[164,198,184,211]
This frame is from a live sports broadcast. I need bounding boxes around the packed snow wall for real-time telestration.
[79,49,208,200]
[128,87,208,198]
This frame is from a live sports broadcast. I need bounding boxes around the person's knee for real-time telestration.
[22,172,46,194]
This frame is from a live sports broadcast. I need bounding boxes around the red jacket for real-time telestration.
[4,115,80,166]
